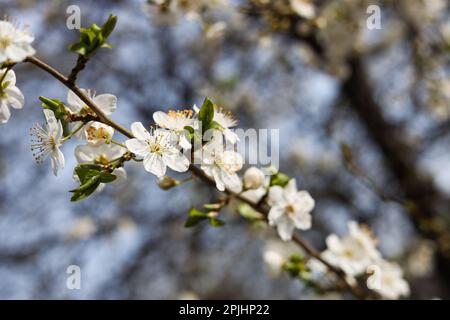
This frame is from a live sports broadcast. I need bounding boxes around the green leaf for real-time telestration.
[70,179,101,202]
[91,23,102,34]
[184,126,194,134]
[184,208,209,228]
[99,172,117,183]
[209,218,225,227]
[39,96,68,119]
[289,254,304,264]
[198,97,215,129]
[101,15,118,38]
[77,163,103,170]
[75,167,101,184]
[203,203,222,210]
[70,165,116,202]
[70,175,100,193]
[69,14,117,57]
[208,120,223,130]
[270,172,290,187]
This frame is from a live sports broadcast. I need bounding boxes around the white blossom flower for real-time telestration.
[200,136,243,193]
[263,240,298,277]
[367,260,410,300]
[30,109,65,176]
[290,0,316,19]
[0,69,24,124]
[267,179,315,241]
[322,221,381,277]
[125,122,190,178]
[241,166,269,203]
[84,122,115,144]
[66,89,117,143]
[153,109,197,149]
[243,166,265,189]
[75,143,127,193]
[212,106,239,144]
[0,20,35,63]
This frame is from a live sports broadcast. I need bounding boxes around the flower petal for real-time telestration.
[5,85,24,109]
[125,139,148,157]
[74,144,96,162]
[43,109,58,132]
[276,217,295,241]
[292,211,312,230]
[67,90,85,112]
[163,151,190,173]
[51,148,65,176]
[93,94,117,115]
[130,122,151,141]
[212,166,225,191]
[2,68,16,85]
[0,102,11,124]
[268,205,284,225]
[143,153,166,177]
[268,185,285,206]
[220,171,242,193]
[153,111,172,128]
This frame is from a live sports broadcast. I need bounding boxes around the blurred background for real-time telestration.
[0,0,449,299]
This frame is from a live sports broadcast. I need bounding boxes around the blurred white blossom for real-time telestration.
[267,179,315,241]
[0,69,24,124]
[30,110,65,176]
[0,20,35,63]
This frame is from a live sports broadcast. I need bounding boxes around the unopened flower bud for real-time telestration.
[157,176,178,190]
[243,167,265,190]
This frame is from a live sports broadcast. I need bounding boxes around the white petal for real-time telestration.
[131,122,151,141]
[125,139,149,157]
[43,109,58,131]
[268,206,285,225]
[212,166,225,191]
[325,234,343,252]
[163,151,190,173]
[93,94,117,115]
[276,217,295,241]
[268,186,285,206]
[95,183,106,194]
[67,90,84,112]
[0,101,11,124]
[5,86,24,109]
[223,128,239,144]
[55,118,64,142]
[153,111,172,128]
[6,45,28,62]
[296,190,315,213]
[143,153,166,177]
[241,187,267,203]
[179,132,192,149]
[51,148,65,176]
[112,167,127,185]
[2,68,16,85]
[285,179,298,197]
[220,171,242,193]
[74,144,96,162]
[292,211,312,230]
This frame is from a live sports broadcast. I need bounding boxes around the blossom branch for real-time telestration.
[23,55,365,299]
[25,56,132,139]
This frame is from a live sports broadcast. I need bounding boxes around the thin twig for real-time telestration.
[24,55,366,299]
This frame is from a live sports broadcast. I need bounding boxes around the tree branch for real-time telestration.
[24,55,367,299]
